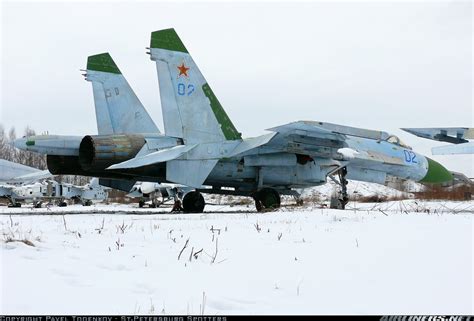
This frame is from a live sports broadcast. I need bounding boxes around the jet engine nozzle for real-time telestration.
[78,134,146,171]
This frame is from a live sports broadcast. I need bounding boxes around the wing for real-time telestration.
[266,120,390,159]
[402,127,474,144]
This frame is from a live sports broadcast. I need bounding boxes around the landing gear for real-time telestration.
[329,167,349,210]
[138,199,161,208]
[58,201,68,207]
[150,194,162,208]
[8,202,21,208]
[34,201,43,208]
[254,188,281,212]
[294,196,304,206]
[82,200,92,206]
[182,191,205,213]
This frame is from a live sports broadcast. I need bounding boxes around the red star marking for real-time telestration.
[177,62,190,77]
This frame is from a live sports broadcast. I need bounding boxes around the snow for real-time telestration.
[300,179,420,201]
[1,199,473,315]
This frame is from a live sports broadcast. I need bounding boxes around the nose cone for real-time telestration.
[420,158,453,184]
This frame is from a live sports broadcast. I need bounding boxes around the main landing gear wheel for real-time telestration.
[182,191,205,213]
[329,167,349,210]
[254,188,281,212]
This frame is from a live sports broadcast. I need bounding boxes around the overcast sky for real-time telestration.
[1,0,473,176]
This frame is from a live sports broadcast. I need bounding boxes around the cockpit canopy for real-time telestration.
[386,135,411,149]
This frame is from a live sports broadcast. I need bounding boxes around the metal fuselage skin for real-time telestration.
[15,130,433,196]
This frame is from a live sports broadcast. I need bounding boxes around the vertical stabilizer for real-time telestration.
[149,29,241,143]
[86,53,160,135]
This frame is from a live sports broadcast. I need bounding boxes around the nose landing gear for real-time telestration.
[329,167,349,210]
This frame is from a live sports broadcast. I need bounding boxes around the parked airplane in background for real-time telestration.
[402,128,474,155]
[14,29,453,212]
[0,159,107,207]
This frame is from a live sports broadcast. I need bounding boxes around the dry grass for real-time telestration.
[355,194,408,203]
[4,237,35,247]
[415,185,472,201]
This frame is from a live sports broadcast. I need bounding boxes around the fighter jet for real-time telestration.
[402,128,474,155]
[14,28,453,212]
[0,159,107,207]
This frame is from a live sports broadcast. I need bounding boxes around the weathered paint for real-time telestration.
[150,29,188,53]
[14,29,455,195]
[86,54,160,135]
[420,158,453,183]
[87,53,121,74]
[202,83,241,140]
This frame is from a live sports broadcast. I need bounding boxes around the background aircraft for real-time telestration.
[402,128,474,155]
[0,159,107,207]
[14,29,453,212]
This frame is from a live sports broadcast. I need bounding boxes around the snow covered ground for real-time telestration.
[1,200,473,315]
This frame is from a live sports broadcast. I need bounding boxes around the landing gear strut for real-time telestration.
[330,167,349,210]
[182,191,205,213]
[254,188,281,212]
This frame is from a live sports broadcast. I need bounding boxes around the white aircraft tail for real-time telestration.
[149,28,241,144]
[85,53,160,135]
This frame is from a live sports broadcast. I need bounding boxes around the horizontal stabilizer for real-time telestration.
[0,159,41,181]
[0,159,52,183]
[107,145,196,170]
[8,170,52,183]
[167,159,218,187]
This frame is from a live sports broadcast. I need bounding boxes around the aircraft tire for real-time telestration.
[255,188,281,212]
[329,196,347,210]
[182,191,205,213]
